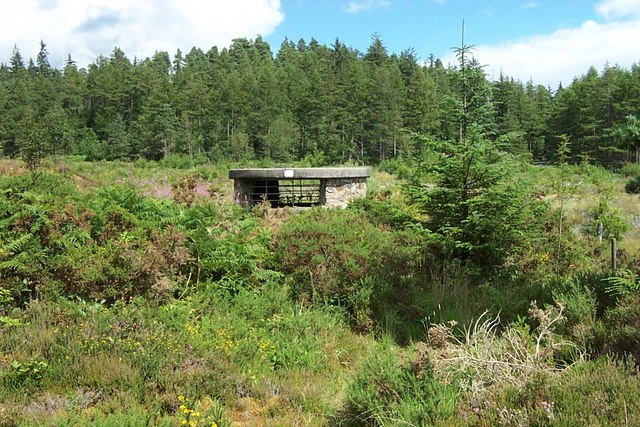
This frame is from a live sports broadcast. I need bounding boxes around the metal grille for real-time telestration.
[248,179,321,207]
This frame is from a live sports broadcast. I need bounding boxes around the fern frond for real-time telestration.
[0,259,27,272]
[3,233,33,255]
[57,230,91,250]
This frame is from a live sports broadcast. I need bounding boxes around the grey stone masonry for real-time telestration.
[321,178,368,208]
[228,167,370,208]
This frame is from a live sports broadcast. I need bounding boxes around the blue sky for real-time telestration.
[1,0,639,87]
[266,1,597,61]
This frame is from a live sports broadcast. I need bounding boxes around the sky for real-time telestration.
[1,0,639,88]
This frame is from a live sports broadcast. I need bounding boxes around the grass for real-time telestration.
[0,285,373,425]
[2,157,640,425]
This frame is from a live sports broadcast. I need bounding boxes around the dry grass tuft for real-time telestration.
[431,302,582,399]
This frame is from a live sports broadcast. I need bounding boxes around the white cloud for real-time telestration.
[345,0,390,14]
[521,2,539,10]
[443,12,640,88]
[0,0,284,68]
[596,0,640,19]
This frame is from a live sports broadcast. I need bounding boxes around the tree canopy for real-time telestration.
[1,37,640,166]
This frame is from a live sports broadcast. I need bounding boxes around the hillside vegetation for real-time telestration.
[0,155,639,426]
[3,36,640,426]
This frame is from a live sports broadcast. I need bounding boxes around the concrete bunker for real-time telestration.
[229,167,370,208]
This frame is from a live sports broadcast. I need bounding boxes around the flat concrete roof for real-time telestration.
[229,167,371,180]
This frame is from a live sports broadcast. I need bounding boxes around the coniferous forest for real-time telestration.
[3,36,640,167]
[3,36,640,425]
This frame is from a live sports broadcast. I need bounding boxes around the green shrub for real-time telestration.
[338,340,457,426]
[620,162,640,177]
[549,359,640,426]
[0,172,80,200]
[404,133,545,271]
[274,209,397,330]
[1,358,49,390]
[378,158,415,180]
[0,174,79,302]
[625,175,640,193]
[0,175,194,302]
[181,204,277,291]
[348,197,415,229]
[555,270,618,315]
[552,278,598,349]
[52,227,191,301]
[585,200,628,240]
[595,294,640,363]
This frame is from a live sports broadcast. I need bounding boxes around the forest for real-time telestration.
[1,36,640,426]
[2,36,640,167]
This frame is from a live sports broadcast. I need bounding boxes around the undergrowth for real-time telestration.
[0,158,640,425]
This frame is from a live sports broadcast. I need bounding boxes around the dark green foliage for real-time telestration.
[338,341,457,426]
[18,113,50,170]
[405,131,544,270]
[550,270,617,316]
[625,175,640,193]
[0,174,191,302]
[594,294,640,364]
[613,115,640,164]
[348,196,415,229]
[273,208,417,331]
[2,37,640,166]
[620,162,640,177]
[548,269,640,360]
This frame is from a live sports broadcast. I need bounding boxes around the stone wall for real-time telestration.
[321,178,367,208]
[233,179,252,205]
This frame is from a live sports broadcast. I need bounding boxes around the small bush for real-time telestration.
[625,175,640,194]
[585,200,628,241]
[181,204,276,290]
[1,358,49,390]
[338,340,457,426]
[549,359,640,425]
[348,197,414,229]
[552,278,598,349]
[595,294,640,364]
[274,209,397,330]
[620,162,640,177]
[461,358,640,426]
